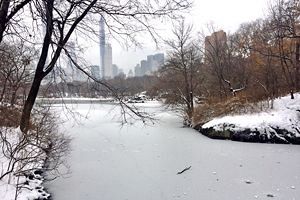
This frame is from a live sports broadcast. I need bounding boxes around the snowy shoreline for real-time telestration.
[0,128,52,200]
[194,93,300,144]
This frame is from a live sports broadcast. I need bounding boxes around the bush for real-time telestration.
[0,106,22,127]
[0,105,70,198]
[193,96,260,125]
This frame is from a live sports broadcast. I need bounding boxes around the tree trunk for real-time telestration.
[19,0,54,133]
[0,77,8,102]
[291,90,294,99]
[0,0,10,43]
[295,43,299,91]
[10,90,16,106]
[20,74,43,133]
[190,91,193,116]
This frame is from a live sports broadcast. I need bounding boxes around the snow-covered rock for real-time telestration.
[195,93,300,144]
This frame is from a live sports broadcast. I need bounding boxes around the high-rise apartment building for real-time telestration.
[99,16,113,79]
[112,64,119,78]
[133,53,165,77]
[90,65,100,80]
[204,30,227,60]
[153,53,165,71]
[67,41,86,82]
[146,55,154,74]
[140,60,148,75]
[103,43,112,79]
[134,64,141,77]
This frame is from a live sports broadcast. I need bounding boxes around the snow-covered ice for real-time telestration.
[45,102,300,200]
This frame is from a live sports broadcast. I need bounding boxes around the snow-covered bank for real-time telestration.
[0,128,51,200]
[195,93,300,144]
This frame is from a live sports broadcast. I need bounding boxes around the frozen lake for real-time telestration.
[47,103,300,200]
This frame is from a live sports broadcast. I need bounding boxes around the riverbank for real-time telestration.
[194,93,300,144]
[0,127,51,200]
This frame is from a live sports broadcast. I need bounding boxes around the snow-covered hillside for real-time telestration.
[195,93,300,144]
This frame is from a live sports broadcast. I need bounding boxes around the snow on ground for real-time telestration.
[0,128,50,200]
[202,93,300,141]
[47,103,300,200]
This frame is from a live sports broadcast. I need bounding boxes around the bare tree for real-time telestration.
[236,20,283,105]
[159,21,203,124]
[0,41,36,106]
[268,0,300,98]
[18,0,191,133]
[0,0,32,43]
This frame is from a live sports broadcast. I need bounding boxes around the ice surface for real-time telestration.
[46,102,300,200]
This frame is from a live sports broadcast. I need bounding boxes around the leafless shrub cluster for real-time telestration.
[0,41,36,107]
[193,96,267,125]
[0,105,70,197]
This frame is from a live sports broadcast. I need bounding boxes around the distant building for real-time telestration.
[112,64,119,78]
[134,64,141,77]
[204,30,227,61]
[103,43,112,79]
[43,66,64,83]
[153,53,164,71]
[133,53,165,77]
[90,65,100,80]
[99,16,113,79]
[146,55,154,73]
[99,16,105,79]
[128,69,134,78]
[140,60,148,76]
[66,41,86,82]
[117,68,126,78]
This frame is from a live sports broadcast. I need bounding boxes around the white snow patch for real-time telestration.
[202,93,300,137]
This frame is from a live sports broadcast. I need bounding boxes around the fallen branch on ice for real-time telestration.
[177,166,191,175]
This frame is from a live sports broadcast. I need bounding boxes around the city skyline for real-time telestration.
[83,0,269,73]
[134,53,164,77]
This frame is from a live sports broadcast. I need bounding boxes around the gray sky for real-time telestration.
[84,0,270,73]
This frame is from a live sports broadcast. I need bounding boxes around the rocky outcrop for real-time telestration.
[194,123,300,145]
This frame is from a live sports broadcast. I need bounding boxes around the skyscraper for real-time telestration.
[99,16,106,79]
[134,53,165,77]
[146,55,154,74]
[134,64,141,77]
[104,43,112,78]
[90,65,100,80]
[99,16,113,79]
[67,41,85,82]
[112,64,119,78]
[204,30,227,61]
[140,60,148,76]
[153,53,164,70]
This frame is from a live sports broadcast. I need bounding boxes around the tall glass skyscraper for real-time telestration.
[99,16,113,79]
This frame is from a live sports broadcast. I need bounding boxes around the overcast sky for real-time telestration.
[84,0,270,74]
